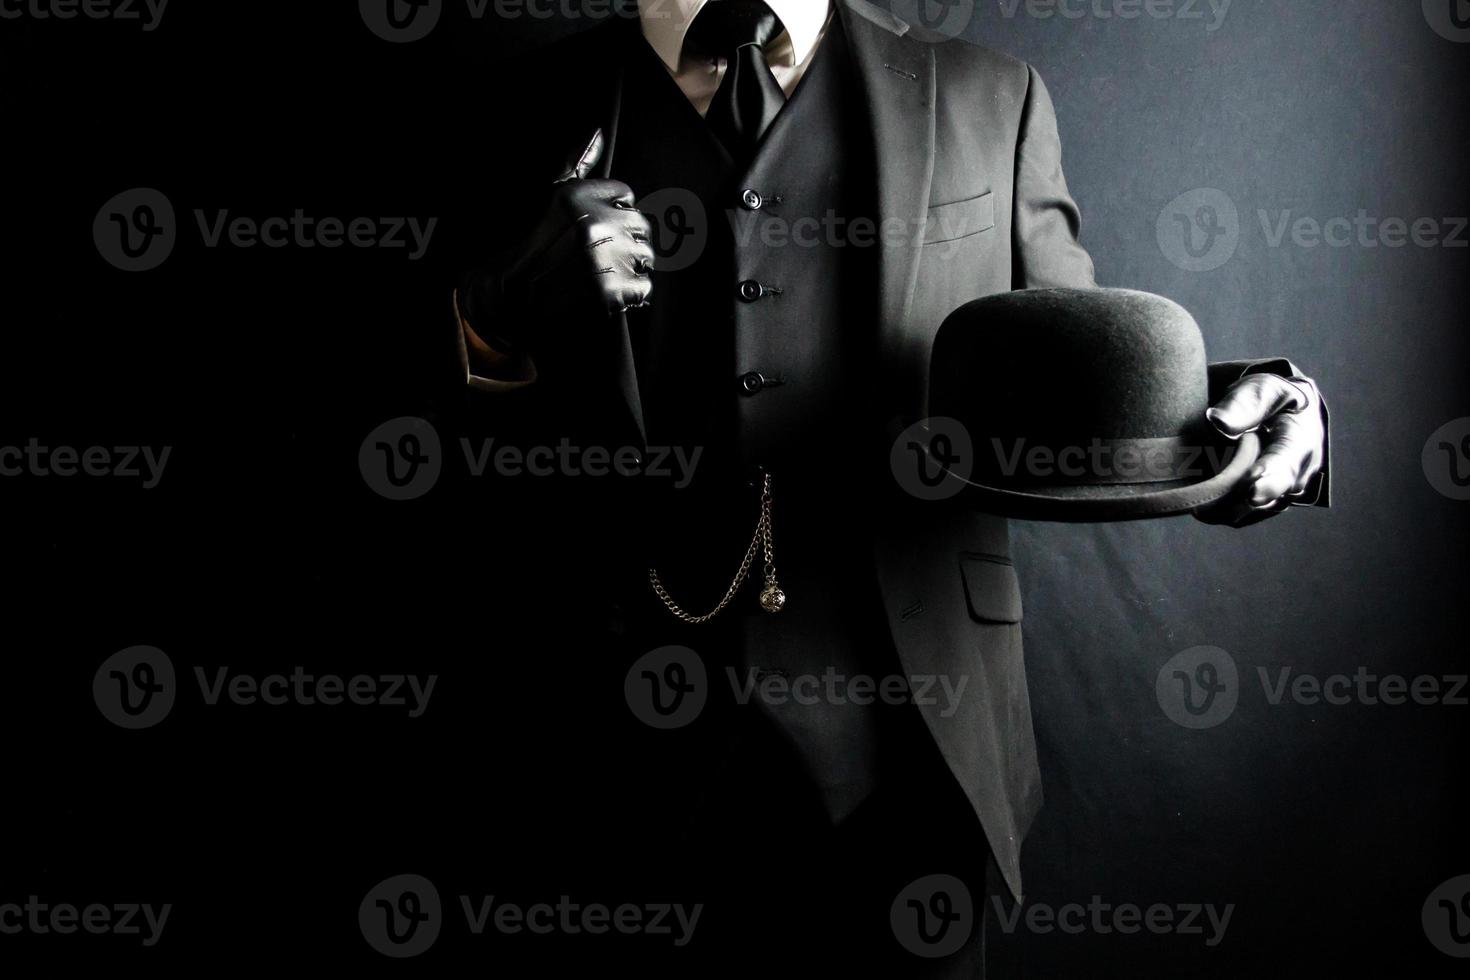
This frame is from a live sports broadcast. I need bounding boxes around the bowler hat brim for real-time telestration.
[941,431,1262,522]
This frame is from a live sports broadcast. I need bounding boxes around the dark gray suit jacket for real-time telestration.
[449,0,1325,901]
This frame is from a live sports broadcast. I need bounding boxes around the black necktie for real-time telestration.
[687,0,787,166]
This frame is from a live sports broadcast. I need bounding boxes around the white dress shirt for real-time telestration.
[637,0,836,115]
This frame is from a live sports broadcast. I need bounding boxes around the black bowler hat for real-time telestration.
[926,288,1260,521]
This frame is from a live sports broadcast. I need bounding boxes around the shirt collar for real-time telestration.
[638,0,833,73]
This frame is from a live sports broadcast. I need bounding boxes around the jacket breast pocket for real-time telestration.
[923,191,995,245]
[959,553,1023,624]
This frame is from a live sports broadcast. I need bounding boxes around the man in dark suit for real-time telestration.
[443,0,1327,973]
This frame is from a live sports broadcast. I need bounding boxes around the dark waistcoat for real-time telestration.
[609,21,924,824]
[613,14,881,556]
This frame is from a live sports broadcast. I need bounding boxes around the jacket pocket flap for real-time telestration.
[924,191,995,244]
[959,554,1023,623]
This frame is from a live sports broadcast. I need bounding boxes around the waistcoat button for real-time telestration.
[740,188,763,211]
[737,279,764,302]
[739,372,766,395]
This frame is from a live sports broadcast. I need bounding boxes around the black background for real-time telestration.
[1,0,1466,975]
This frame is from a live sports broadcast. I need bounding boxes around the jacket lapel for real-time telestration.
[589,21,647,449]
[603,70,650,449]
[837,0,936,410]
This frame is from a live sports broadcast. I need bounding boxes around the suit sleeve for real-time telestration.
[1012,66,1096,290]
[1011,67,1330,509]
[449,289,538,393]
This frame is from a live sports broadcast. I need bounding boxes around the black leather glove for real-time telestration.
[457,129,655,353]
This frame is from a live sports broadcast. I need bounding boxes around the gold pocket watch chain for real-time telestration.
[648,471,786,623]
